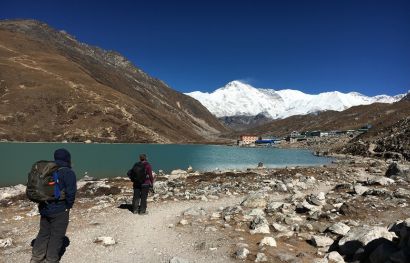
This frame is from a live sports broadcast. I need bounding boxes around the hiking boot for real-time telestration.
[132,210,139,214]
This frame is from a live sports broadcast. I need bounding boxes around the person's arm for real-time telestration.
[146,163,154,185]
[63,170,77,209]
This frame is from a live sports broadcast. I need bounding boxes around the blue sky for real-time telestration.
[2,0,409,95]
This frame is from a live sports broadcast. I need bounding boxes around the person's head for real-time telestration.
[139,153,147,162]
[54,148,71,165]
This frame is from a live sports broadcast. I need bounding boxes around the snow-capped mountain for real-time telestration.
[185,81,406,119]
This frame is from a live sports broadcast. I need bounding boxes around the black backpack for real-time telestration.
[26,161,65,203]
[130,162,148,185]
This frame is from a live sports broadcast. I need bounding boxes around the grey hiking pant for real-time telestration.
[30,210,69,263]
[132,185,149,213]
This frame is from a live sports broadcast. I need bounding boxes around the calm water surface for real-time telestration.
[0,143,332,186]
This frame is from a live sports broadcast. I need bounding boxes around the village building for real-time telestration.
[290,131,300,138]
[239,135,258,145]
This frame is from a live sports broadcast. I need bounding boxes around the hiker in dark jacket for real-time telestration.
[31,148,77,263]
[127,153,154,214]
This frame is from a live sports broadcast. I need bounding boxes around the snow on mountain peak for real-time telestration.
[185,80,405,119]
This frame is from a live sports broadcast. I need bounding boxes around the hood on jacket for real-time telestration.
[54,148,71,167]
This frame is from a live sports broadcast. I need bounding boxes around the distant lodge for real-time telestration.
[237,124,372,146]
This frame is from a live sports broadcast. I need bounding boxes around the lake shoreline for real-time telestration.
[0,143,331,186]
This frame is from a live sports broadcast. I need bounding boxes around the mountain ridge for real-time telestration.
[186,80,405,119]
[0,19,228,143]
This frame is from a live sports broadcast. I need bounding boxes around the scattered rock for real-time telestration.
[255,252,268,262]
[308,192,326,206]
[250,216,270,234]
[241,193,267,208]
[265,201,284,213]
[0,184,26,200]
[259,237,277,247]
[325,251,345,263]
[183,207,205,217]
[385,162,401,177]
[327,222,350,236]
[0,238,12,248]
[311,235,334,248]
[272,223,289,232]
[179,219,189,225]
[354,184,369,196]
[94,236,116,246]
[235,247,250,260]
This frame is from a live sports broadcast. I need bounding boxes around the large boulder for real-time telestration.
[338,226,397,258]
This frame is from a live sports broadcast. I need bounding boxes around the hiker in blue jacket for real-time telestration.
[30,148,77,263]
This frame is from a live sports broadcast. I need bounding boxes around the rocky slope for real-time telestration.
[0,19,228,143]
[342,117,410,160]
[218,114,273,132]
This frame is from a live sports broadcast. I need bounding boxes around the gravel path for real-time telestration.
[4,196,243,263]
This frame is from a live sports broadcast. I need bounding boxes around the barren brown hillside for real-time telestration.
[234,101,410,138]
[0,20,228,143]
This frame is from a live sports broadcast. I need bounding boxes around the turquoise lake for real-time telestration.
[0,143,332,186]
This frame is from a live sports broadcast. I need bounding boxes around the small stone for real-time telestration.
[354,184,369,196]
[241,193,267,208]
[235,247,250,260]
[255,252,268,262]
[0,238,12,248]
[94,236,116,246]
[259,237,277,247]
[179,219,189,225]
[211,212,221,219]
[183,207,205,216]
[272,223,288,232]
[311,235,334,248]
[325,251,345,263]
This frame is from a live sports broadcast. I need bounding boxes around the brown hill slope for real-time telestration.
[234,101,410,138]
[342,117,410,160]
[0,20,228,143]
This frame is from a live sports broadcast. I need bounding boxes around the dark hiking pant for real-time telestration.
[30,210,69,263]
[132,185,149,213]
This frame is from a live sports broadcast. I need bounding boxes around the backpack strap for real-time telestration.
[53,171,62,200]
[54,167,69,200]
